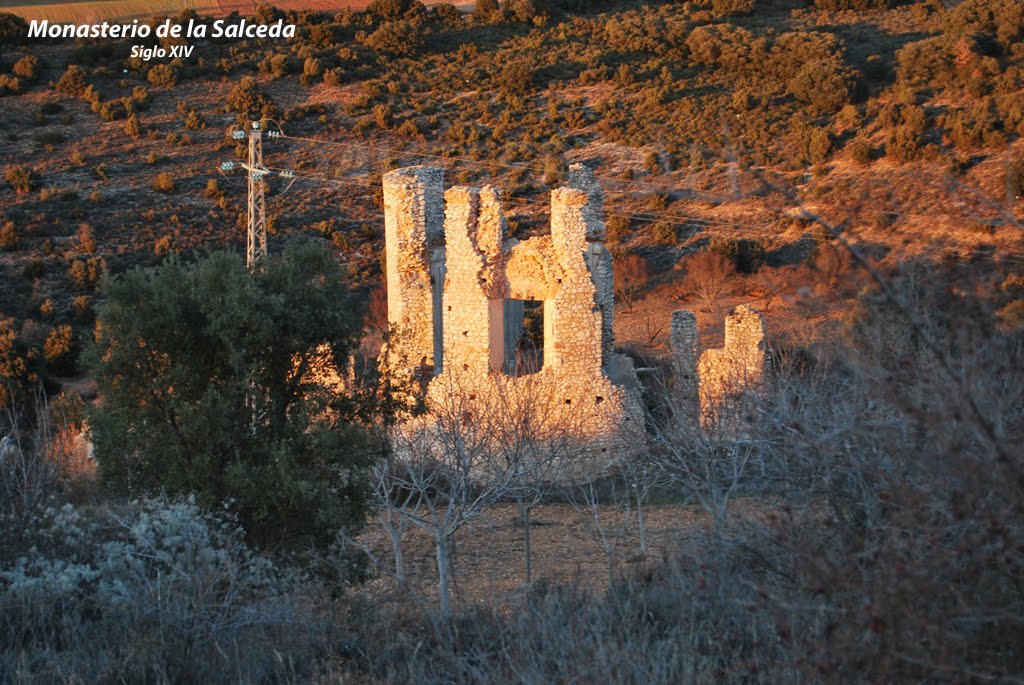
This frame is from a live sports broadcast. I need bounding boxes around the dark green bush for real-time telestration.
[367,0,424,21]
[123,113,141,137]
[0,74,21,95]
[941,0,1024,54]
[686,24,758,71]
[372,103,394,129]
[94,99,128,122]
[850,136,873,164]
[708,235,765,274]
[0,220,18,250]
[896,37,954,87]
[504,0,543,23]
[813,0,890,9]
[497,60,535,96]
[258,53,293,80]
[787,59,856,116]
[607,215,632,243]
[227,76,277,118]
[795,125,833,164]
[476,0,499,16]
[0,12,28,45]
[151,172,175,193]
[43,324,76,375]
[886,126,921,162]
[184,109,205,130]
[1006,160,1024,199]
[941,106,1002,150]
[85,241,379,551]
[652,221,677,245]
[68,256,104,290]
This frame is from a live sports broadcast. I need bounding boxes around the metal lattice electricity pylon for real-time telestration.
[222,120,287,268]
[245,121,267,267]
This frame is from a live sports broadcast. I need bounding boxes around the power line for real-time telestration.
[120,117,1016,272]
[254,163,1024,266]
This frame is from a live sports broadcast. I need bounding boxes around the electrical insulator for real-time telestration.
[231,130,246,140]
[221,162,235,171]
[266,130,282,139]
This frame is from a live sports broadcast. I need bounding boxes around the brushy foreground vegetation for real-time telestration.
[2,255,1023,683]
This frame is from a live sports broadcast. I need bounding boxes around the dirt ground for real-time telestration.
[355,499,757,612]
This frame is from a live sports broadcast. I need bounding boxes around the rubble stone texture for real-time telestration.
[382,165,644,464]
[382,167,444,373]
[669,310,700,425]
[669,304,768,432]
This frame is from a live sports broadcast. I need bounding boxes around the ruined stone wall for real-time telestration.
[669,310,700,426]
[382,164,644,467]
[669,305,768,433]
[439,185,497,377]
[382,167,444,373]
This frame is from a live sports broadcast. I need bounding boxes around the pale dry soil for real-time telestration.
[355,499,770,612]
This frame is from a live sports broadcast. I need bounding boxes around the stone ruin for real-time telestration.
[380,164,644,463]
[380,164,769,462]
[668,305,769,433]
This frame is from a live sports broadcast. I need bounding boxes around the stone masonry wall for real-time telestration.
[669,304,768,433]
[382,164,644,466]
[382,167,444,373]
[669,310,700,426]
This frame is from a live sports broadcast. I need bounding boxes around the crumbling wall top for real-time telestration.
[383,166,445,246]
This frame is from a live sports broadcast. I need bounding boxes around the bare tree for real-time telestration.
[749,267,788,313]
[1,386,89,521]
[487,373,583,584]
[621,453,668,557]
[370,457,423,583]
[566,471,635,584]
[680,251,735,315]
[381,370,569,617]
[614,253,651,312]
[663,436,756,538]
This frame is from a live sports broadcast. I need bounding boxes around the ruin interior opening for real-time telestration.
[505,299,544,376]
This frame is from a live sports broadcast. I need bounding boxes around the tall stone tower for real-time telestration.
[381,166,445,375]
